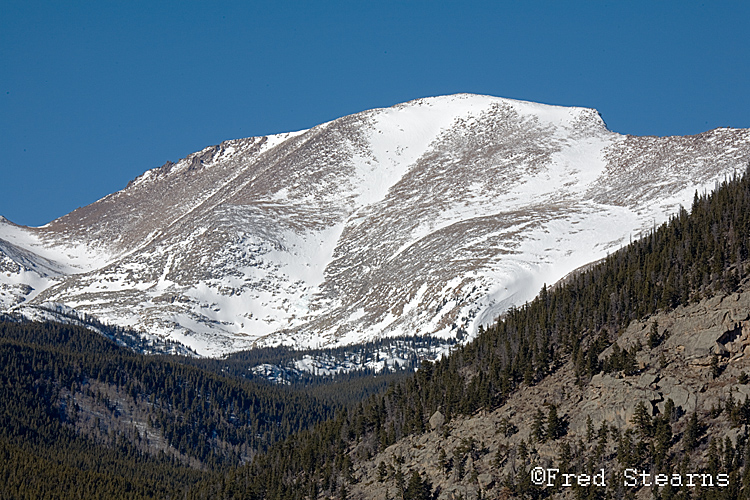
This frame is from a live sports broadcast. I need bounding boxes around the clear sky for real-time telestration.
[1,1,749,227]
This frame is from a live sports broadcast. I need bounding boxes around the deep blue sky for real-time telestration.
[2,1,749,227]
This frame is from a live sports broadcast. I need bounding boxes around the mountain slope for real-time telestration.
[347,286,750,500]
[2,94,749,355]
[192,165,750,500]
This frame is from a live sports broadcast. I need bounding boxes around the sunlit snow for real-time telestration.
[2,94,749,357]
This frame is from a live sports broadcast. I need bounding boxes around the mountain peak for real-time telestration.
[2,95,749,355]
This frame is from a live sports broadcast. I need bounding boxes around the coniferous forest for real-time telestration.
[2,166,750,499]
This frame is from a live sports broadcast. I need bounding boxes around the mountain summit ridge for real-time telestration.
[2,94,749,356]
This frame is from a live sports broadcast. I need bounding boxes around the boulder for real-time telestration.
[477,473,494,490]
[430,410,445,431]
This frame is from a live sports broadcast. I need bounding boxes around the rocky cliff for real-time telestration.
[346,283,750,499]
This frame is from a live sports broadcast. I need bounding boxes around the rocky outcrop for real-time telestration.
[346,281,750,499]
[429,410,445,431]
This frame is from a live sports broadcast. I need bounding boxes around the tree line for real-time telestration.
[3,164,750,499]
[191,165,750,499]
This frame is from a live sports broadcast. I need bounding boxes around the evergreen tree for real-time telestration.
[546,404,562,440]
[531,408,546,442]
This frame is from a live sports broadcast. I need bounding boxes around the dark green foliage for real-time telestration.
[438,447,451,475]
[378,460,389,482]
[0,323,206,498]
[664,398,680,423]
[726,395,750,427]
[631,401,653,438]
[395,465,406,498]
[546,404,563,440]
[652,414,673,469]
[684,411,701,451]
[179,335,448,406]
[0,320,337,466]
[649,321,663,348]
[532,407,547,442]
[404,471,432,500]
[0,436,202,500]
[497,416,518,437]
[517,439,529,462]
[1,306,197,356]
[0,319,356,499]
[602,341,639,375]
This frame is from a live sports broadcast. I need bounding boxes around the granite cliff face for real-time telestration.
[346,283,750,499]
[2,94,750,356]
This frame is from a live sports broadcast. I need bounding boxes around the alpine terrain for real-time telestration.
[1,93,749,356]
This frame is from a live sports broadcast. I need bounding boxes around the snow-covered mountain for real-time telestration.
[2,94,749,356]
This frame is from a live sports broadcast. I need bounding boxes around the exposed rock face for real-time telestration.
[429,410,445,431]
[2,94,750,355]
[346,282,750,499]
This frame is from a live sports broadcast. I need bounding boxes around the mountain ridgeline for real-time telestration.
[3,94,750,356]
[1,100,749,498]
[187,167,750,500]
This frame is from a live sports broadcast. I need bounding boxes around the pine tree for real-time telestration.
[684,411,699,451]
[546,405,562,440]
[531,408,546,442]
[631,401,652,439]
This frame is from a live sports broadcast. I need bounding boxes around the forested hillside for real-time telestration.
[191,166,750,499]
[3,165,750,499]
[0,319,357,498]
